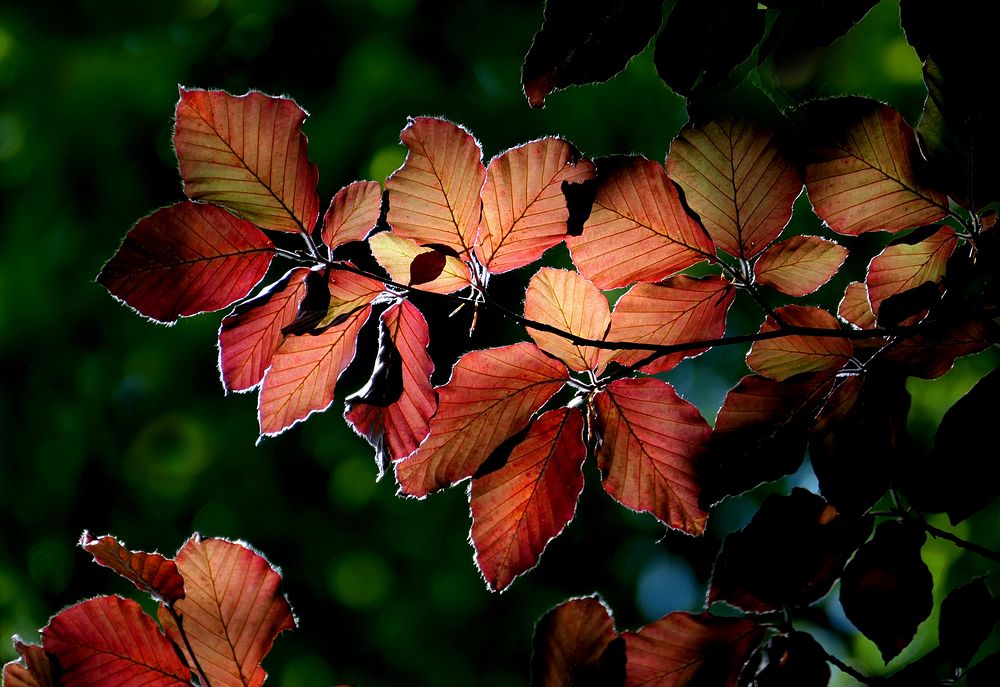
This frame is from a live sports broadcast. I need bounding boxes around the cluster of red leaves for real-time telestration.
[3,533,294,687]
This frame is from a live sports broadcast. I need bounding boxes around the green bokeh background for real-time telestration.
[1,1,997,685]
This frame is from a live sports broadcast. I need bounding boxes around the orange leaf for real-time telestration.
[595,378,710,535]
[524,267,610,372]
[476,137,595,273]
[566,157,715,289]
[314,267,386,330]
[805,100,948,235]
[385,117,486,256]
[345,300,436,474]
[667,117,802,259]
[368,231,472,294]
[394,343,567,497]
[80,531,184,604]
[746,305,852,381]
[174,88,320,233]
[163,536,295,687]
[321,180,382,250]
[471,408,586,591]
[530,596,621,687]
[42,596,190,687]
[838,281,877,330]
[219,267,311,393]
[3,639,57,687]
[754,235,848,296]
[866,225,957,315]
[601,274,734,374]
[98,201,274,324]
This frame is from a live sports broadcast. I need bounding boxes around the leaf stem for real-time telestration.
[165,604,212,687]
[894,509,1000,562]
[821,647,882,685]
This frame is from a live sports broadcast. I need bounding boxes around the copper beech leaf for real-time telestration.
[385,117,486,256]
[368,231,472,294]
[174,88,320,234]
[804,100,948,236]
[746,305,852,381]
[471,407,587,592]
[524,267,610,372]
[754,235,848,296]
[321,180,382,250]
[395,343,567,497]
[883,317,997,379]
[567,157,715,289]
[219,267,311,393]
[838,281,877,330]
[754,632,831,687]
[42,596,191,687]
[476,137,595,273]
[98,201,274,324]
[345,300,436,476]
[80,531,184,604]
[866,225,957,316]
[595,378,710,535]
[667,118,802,259]
[160,535,295,687]
[313,268,386,330]
[939,578,997,669]
[530,595,622,687]
[601,274,734,374]
[2,639,57,687]
[623,612,764,687]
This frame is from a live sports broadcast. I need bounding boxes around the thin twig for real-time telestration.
[822,647,882,685]
[903,512,1000,562]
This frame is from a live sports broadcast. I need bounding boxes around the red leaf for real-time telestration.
[258,302,373,437]
[866,226,956,316]
[174,88,320,233]
[746,305,852,381]
[321,180,382,251]
[601,274,734,374]
[754,235,848,296]
[667,118,802,259]
[838,281,877,330]
[623,612,764,687]
[883,317,997,379]
[162,535,296,687]
[394,343,567,497]
[524,267,611,372]
[471,408,586,591]
[345,300,436,474]
[313,267,386,330]
[476,138,595,273]
[42,596,190,687]
[566,157,715,289]
[385,117,486,256]
[80,531,184,604]
[408,250,448,286]
[530,595,622,687]
[98,201,274,324]
[368,231,472,294]
[805,100,948,235]
[3,639,57,687]
[219,267,311,393]
[595,378,710,535]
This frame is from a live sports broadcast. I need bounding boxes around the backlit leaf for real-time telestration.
[321,180,382,250]
[314,267,386,330]
[368,231,472,294]
[866,226,956,316]
[476,138,595,273]
[530,595,622,687]
[219,267,311,393]
[385,117,486,256]
[804,100,948,235]
[838,281,877,330]
[174,88,320,233]
[623,612,764,687]
[395,343,567,497]
[601,274,734,374]
[42,596,190,687]
[524,267,610,372]
[883,317,997,379]
[258,302,372,437]
[98,201,274,324]
[3,639,57,687]
[567,157,715,289]
[746,305,852,381]
[521,0,663,108]
[345,300,435,476]
[840,520,932,663]
[471,408,586,592]
[754,235,848,296]
[667,118,801,259]
[595,378,710,535]
[163,535,296,687]
[939,578,997,669]
[80,531,184,604]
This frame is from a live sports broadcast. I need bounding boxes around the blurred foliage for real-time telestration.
[0,1,997,685]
